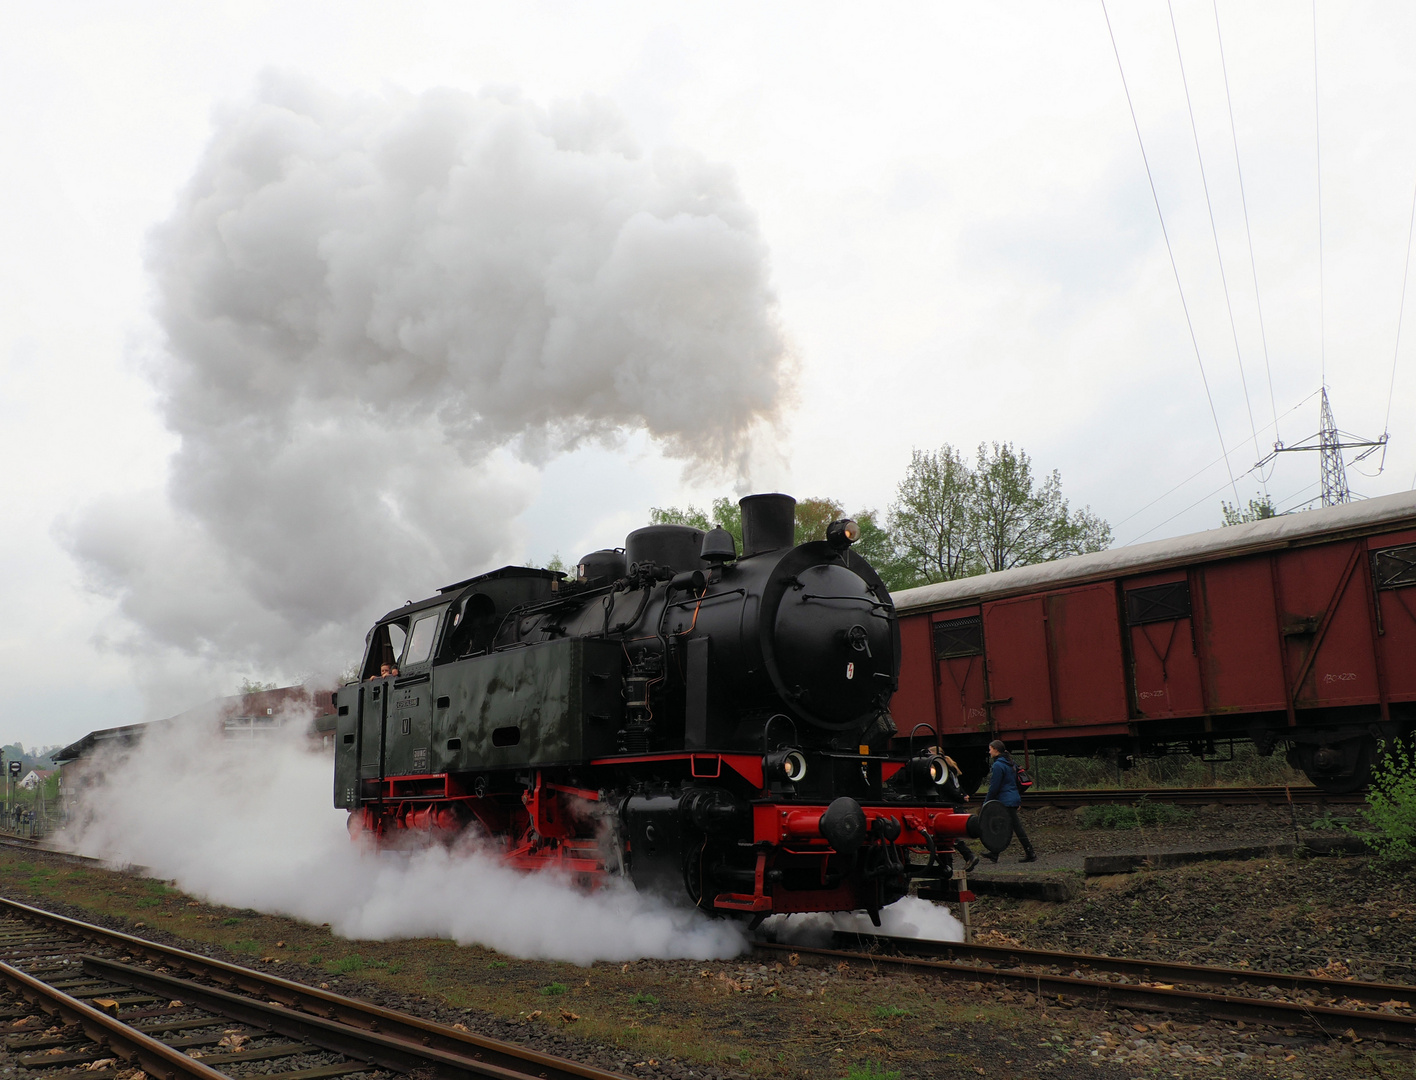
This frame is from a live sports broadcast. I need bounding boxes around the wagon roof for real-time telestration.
[891,489,1416,614]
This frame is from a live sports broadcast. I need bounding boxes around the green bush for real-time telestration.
[330,954,367,973]
[1362,740,1416,866]
[1078,801,1192,830]
[540,982,568,996]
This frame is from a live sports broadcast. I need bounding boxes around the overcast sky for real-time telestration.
[4,2,1416,747]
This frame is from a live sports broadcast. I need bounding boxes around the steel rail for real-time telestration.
[81,956,575,1080]
[751,940,1416,1045]
[0,834,108,868]
[818,932,1412,1007]
[0,958,231,1080]
[0,897,627,1080]
[1019,786,1365,809]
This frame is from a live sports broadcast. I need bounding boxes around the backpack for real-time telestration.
[1015,765,1035,794]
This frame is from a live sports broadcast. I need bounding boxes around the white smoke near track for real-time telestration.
[61,718,749,964]
[63,72,790,706]
[763,895,965,945]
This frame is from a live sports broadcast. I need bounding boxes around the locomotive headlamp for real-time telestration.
[763,748,808,784]
[826,518,861,549]
[905,753,950,787]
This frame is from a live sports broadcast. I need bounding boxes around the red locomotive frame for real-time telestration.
[889,492,1416,792]
[345,750,977,915]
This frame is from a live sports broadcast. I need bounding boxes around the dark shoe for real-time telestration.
[985,852,999,864]
[965,855,981,873]
[1019,853,1038,863]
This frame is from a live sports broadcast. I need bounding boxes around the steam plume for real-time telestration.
[62,717,965,960]
[66,73,790,699]
[63,720,749,964]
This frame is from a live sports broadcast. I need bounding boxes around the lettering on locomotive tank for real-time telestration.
[395,697,419,710]
[412,748,428,772]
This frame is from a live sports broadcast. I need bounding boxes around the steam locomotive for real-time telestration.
[332,494,1010,923]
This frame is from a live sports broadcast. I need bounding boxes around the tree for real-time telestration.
[651,496,875,562]
[888,445,975,586]
[650,497,742,548]
[970,442,1111,572]
[1221,495,1278,527]
[887,441,1111,583]
[793,497,844,543]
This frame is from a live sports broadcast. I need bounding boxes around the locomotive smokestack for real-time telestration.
[740,493,796,557]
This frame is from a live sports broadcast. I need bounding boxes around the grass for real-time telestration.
[329,954,368,973]
[1026,744,1305,789]
[1078,801,1192,829]
[540,982,568,996]
[845,1064,901,1080]
[630,991,658,1006]
[872,1005,913,1019]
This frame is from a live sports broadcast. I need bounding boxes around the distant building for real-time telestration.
[18,769,52,791]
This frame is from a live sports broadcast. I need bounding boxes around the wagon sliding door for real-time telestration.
[930,610,989,736]
[982,584,1128,734]
[1123,575,1205,719]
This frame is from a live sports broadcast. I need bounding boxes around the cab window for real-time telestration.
[362,621,408,679]
[403,613,439,667]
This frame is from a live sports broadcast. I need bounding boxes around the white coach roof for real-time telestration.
[891,489,1416,614]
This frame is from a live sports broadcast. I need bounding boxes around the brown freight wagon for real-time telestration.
[889,490,1416,792]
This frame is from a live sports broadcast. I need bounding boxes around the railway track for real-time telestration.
[0,897,628,1080]
[0,836,109,871]
[1019,785,1367,809]
[752,931,1415,1045]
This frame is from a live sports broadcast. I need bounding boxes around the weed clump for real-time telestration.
[1078,801,1191,829]
[845,1063,901,1080]
[1362,740,1416,866]
[872,1005,913,1019]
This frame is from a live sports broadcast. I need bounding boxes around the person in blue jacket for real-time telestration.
[985,739,1038,863]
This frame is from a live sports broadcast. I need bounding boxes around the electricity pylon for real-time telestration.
[1260,387,1387,507]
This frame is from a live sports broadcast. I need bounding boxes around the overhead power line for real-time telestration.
[1101,0,1241,507]
[1385,166,1416,439]
[1212,0,1281,442]
[1111,389,1321,534]
[1312,0,1327,387]
[1167,0,1264,482]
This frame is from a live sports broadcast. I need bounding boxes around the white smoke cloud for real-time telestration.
[764,896,964,945]
[65,72,790,697]
[62,719,750,964]
[61,716,965,961]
